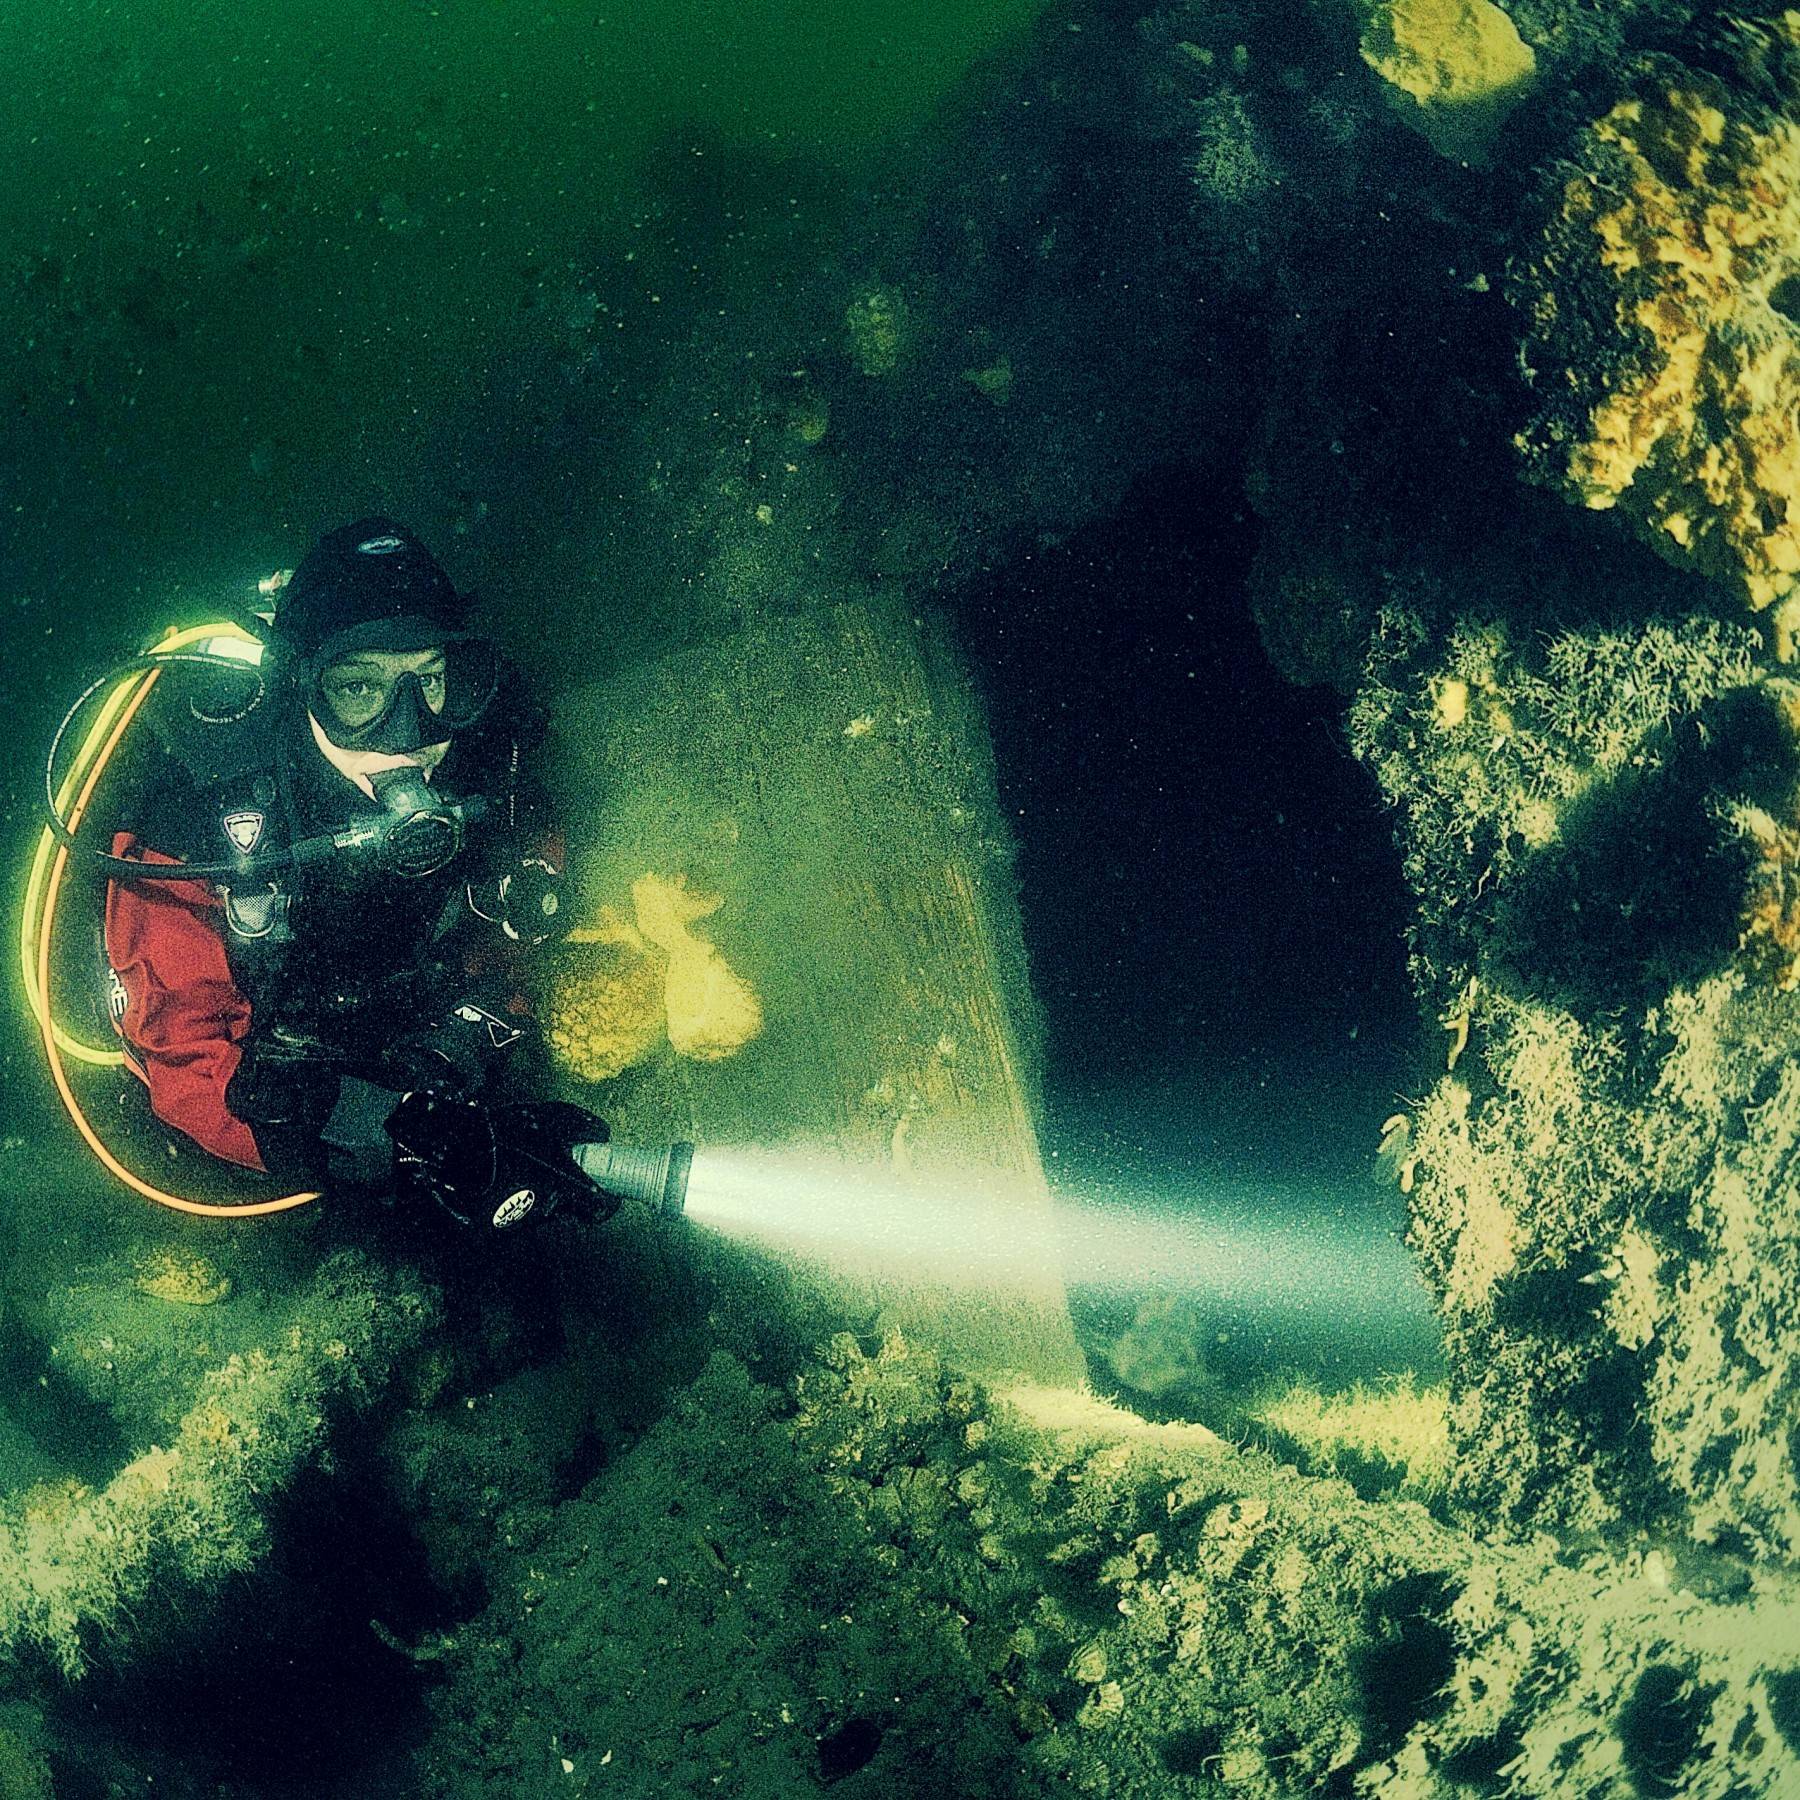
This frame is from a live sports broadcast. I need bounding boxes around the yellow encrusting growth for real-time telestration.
[629,872,766,1060]
[1356,0,1538,164]
[1516,38,1800,650]
[132,1248,231,1307]
[549,872,764,1082]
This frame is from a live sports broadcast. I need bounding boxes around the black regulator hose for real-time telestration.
[43,651,303,879]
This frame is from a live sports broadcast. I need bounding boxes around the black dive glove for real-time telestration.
[386,1087,502,1223]
[379,993,529,1097]
[467,855,564,946]
[320,1081,615,1231]
[484,1101,620,1230]
[315,991,525,1192]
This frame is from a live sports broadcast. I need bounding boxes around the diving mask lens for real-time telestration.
[316,638,500,752]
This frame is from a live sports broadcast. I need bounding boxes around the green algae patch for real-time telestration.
[422,1341,1045,1798]
[0,1708,49,1800]
[32,1254,319,1446]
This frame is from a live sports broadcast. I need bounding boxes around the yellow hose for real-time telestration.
[27,623,320,1216]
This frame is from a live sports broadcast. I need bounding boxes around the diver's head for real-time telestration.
[274,517,499,754]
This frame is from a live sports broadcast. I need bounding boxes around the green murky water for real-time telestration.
[0,0,1041,594]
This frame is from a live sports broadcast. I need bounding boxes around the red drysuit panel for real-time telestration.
[102,833,267,1172]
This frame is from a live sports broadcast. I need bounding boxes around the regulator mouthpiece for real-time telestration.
[357,765,479,879]
[574,1140,693,1218]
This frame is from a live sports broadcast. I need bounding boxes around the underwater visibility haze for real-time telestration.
[2,0,1800,1796]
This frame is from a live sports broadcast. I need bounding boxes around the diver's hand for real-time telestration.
[400,1096,620,1231]
[467,856,564,946]
[380,994,528,1096]
[318,1077,499,1225]
[386,1094,614,1230]
[383,1087,500,1225]
[320,1080,613,1231]
[484,1101,619,1227]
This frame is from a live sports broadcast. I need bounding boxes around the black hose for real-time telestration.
[43,650,303,880]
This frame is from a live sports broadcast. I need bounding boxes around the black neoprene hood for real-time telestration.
[275,517,472,668]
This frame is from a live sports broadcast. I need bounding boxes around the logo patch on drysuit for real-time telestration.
[356,534,406,555]
[105,966,128,1025]
[454,1002,525,1051]
[222,810,265,854]
[492,1187,537,1229]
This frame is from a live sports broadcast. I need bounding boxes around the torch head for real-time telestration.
[572,1139,693,1218]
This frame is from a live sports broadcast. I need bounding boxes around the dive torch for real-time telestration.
[377,1088,693,1230]
[574,1139,694,1220]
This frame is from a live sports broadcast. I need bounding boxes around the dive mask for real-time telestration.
[308,628,500,754]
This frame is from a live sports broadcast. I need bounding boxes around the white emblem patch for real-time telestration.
[492,1187,537,1229]
[357,534,406,554]
[106,967,128,1024]
[222,810,265,854]
[454,1002,525,1050]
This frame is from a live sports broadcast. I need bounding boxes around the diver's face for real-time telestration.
[319,646,448,733]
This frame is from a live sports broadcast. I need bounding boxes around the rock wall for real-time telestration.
[1331,13,1800,1564]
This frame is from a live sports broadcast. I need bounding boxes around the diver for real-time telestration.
[69,516,647,1232]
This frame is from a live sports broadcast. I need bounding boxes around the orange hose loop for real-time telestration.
[36,664,321,1217]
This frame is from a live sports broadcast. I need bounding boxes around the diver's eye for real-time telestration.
[322,673,386,727]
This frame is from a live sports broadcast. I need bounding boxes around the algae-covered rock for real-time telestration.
[0,1717,49,1800]
[376,1357,595,1603]
[845,286,913,377]
[1251,1371,1452,1505]
[422,1340,1042,1798]
[132,1247,229,1307]
[1358,0,1539,164]
[422,1332,1800,1800]
[1346,598,1800,1558]
[1513,21,1800,650]
[0,1251,437,1677]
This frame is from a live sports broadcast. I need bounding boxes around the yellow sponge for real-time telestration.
[550,873,764,1082]
[1358,0,1538,165]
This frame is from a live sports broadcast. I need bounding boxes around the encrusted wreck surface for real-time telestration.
[8,2,1800,1796]
[421,1333,1800,1799]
